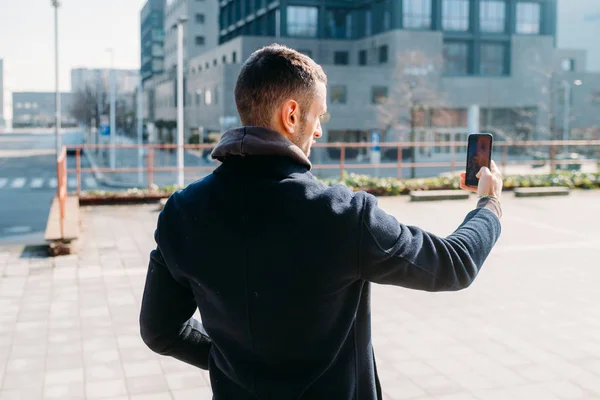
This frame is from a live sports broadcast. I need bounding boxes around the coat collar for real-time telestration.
[211,126,312,170]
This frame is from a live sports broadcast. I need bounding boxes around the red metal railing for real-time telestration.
[63,139,600,196]
[56,147,67,240]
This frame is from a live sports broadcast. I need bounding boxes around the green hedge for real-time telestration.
[81,171,600,198]
[318,171,600,196]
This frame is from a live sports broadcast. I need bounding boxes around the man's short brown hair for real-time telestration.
[234,44,327,128]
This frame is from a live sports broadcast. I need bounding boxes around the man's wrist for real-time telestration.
[476,195,502,220]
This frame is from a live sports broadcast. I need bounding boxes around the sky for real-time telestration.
[0,0,599,95]
[0,0,145,95]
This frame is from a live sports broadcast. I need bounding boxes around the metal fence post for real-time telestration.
[397,144,403,179]
[340,145,345,179]
[76,148,81,196]
[148,149,154,191]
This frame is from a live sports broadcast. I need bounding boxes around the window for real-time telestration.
[561,58,575,72]
[442,0,470,31]
[214,85,219,104]
[196,13,205,23]
[205,89,212,105]
[232,52,237,63]
[480,42,507,75]
[195,36,205,45]
[213,59,217,66]
[334,51,349,65]
[372,86,388,104]
[516,2,540,34]
[326,9,352,39]
[287,6,318,37]
[365,9,372,36]
[480,0,506,33]
[195,91,202,106]
[359,50,367,66]
[379,45,388,63]
[330,86,347,104]
[403,0,432,29]
[443,41,470,75]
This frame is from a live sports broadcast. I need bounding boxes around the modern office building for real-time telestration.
[164,0,220,72]
[71,68,140,94]
[12,92,76,128]
[152,0,600,176]
[141,0,167,84]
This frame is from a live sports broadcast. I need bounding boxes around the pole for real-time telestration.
[96,70,102,151]
[53,1,61,160]
[176,20,185,188]
[410,104,416,179]
[562,80,571,154]
[109,50,116,170]
[137,75,144,185]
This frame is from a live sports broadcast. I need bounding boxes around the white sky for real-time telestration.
[0,0,599,94]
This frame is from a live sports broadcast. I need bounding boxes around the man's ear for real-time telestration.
[281,99,299,134]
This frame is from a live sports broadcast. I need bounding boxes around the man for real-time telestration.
[140,44,503,399]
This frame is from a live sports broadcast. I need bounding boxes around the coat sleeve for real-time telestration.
[139,198,212,370]
[358,192,502,291]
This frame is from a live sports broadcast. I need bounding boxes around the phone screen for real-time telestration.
[466,134,492,187]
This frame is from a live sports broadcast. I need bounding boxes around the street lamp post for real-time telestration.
[106,49,116,170]
[51,0,61,160]
[174,16,188,188]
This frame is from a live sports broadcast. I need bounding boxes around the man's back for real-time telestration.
[156,154,382,399]
[140,45,503,400]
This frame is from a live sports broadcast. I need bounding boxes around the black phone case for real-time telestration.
[466,133,493,187]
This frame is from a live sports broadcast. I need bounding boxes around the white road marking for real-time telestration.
[68,178,77,188]
[0,178,7,188]
[10,178,26,188]
[48,178,58,188]
[30,178,44,188]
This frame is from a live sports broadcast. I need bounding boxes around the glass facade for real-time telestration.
[372,87,388,104]
[330,86,347,104]
[326,9,352,39]
[287,6,318,37]
[480,0,506,33]
[443,41,469,75]
[516,2,541,34]
[334,51,349,65]
[480,42,507,75]
[403,0,432,29]
[359,50,367,66]
[379,45,388,63]
[442,0,470,31]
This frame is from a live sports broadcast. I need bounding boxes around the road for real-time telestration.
[0,131,100,245]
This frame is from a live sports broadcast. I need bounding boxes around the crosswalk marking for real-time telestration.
[0,177,99,190]
[85,177,97,188]
[30,178,44,188]
[10,178,26,188]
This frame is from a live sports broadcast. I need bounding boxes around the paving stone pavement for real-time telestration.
[1,191,599,399]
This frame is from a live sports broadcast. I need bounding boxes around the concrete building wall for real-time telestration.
[164,0,219,73]
[12,92,76,128]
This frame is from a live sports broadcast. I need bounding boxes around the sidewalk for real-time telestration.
[1,192,600,399]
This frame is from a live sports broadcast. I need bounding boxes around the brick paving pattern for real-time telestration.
[1,191,599,399]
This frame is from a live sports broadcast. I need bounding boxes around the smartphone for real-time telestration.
[465,133,493,187]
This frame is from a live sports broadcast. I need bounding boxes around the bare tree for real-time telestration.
[70,85,107,128]
[376,51,449,177]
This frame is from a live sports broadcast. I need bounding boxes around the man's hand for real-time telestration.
[460,160,503,200]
